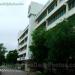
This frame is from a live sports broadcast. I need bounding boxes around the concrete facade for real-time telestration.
[35,0,75,30]
[17,2,43,71]
[17,25,29,61]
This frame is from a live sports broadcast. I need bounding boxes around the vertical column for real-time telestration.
[47,9,48,15]
[66,3,69,13]
[57,0,60,5]
[46,20,48,28]
[46,9,48,28]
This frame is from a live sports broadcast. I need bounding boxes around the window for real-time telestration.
[19,40,25,45]
[48,6,66,26]
[20,45,27,51]
[68,0,75,10]
[25,29,28,34]
[48,1,57,14]
[25,37,28,42]
[24,45,27,50]
[37,10,47,23]
[22,53,26,58]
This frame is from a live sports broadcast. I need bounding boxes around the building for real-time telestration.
[17,25,29,62]
[35,0,75,30]
[17,2,43,71]
[17,0,75,71]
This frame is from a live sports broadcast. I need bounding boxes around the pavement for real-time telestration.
[0,69,27,75]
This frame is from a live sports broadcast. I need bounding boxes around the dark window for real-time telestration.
[48,1,57,14]
[48,6,66,26]
[25,37,28,42]
[68,0,75,10]
[37,11,47,23]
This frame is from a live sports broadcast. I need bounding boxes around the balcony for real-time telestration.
[36,10,47,23]
[35,0,68,29]
[19,28,28,39]
[18,42,27,50]
[18,34,28,44]
[17,58,21,61]
[18,49,27,56]
[17,57,25,61]
[48,5,66,26]
[48,0,57,14]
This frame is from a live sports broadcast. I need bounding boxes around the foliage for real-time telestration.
[30,14,75,64]
[46,15,75,63]
[6,50,18,64]
[30,27,48,63]
[37,72,45,75]
[0,43,6,65]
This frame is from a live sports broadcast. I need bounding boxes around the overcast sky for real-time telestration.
[0,0,48,51]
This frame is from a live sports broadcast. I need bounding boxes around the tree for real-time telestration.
[30,27,48,63]
[30,14,75,64]
[0,43,6,65]
[46,15,75,63]
[6,50,18,64]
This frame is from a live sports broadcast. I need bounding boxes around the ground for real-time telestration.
[0,69,26,75]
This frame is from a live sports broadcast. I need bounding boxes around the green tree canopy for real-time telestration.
[30,27,48,63]
[46,15,75,63]
[30,14,75,64]
[6,50,18,64]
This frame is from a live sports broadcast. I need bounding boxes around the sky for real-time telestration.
[0,0,48,51]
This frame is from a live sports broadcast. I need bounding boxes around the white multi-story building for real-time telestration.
[17,1,43,71]
[17,25,29,61]
[17,0,75,71]
[35,0,75,30]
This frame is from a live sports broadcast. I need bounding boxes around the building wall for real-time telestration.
[26,2,43,61]
[17,26,29,61]
[35,0,75,30]
[17,2,43,62]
